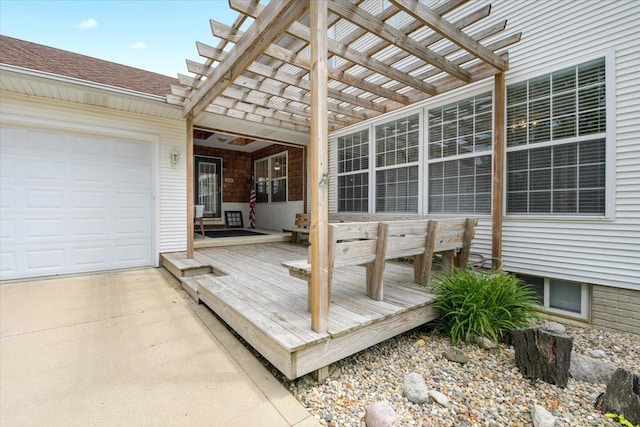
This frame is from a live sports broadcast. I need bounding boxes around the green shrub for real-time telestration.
[431,268,540,345]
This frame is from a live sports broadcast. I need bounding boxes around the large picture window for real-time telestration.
[375,114,420,213]
[428,92,492,214]
[506,58,606,215]
[337,129,369,212]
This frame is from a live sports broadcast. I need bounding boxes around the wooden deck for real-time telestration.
[161,242,439,380]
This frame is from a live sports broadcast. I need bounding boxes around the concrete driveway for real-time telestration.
[0,268,318,426]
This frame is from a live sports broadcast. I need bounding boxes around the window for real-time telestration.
[506,58,606,215]
[337,129,369,212]
[428,92,492,214]
[375,114,420,213]
[517,273,590,320]
[254,152,287,203]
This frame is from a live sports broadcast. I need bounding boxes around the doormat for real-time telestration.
[204,229,267,238]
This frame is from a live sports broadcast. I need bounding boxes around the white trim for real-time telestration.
[543,279,590,321]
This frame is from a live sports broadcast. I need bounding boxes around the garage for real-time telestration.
[0,123,153,280]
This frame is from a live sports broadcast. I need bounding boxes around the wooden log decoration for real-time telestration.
[512,327,573,388]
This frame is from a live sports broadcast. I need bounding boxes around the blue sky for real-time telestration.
[0,0,244,77]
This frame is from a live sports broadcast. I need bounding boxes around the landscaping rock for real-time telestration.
[570,351,616,384]
[364,401,397,427]
[513,327,573,387]
[532,404,556,427]
[443,348,469,364]
[475,335,497,349]
[541,321,566,335]
[404,372,430,403]
[602,368,640,426]
[428,390,449,407]
[589,349,606,359]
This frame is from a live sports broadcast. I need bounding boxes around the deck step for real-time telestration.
[179,276,203,302]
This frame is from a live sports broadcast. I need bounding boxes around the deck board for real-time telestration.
[164,242,438,379]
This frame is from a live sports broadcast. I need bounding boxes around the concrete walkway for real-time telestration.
[0,268,319,426]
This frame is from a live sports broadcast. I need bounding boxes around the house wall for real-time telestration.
[591,286,640,334]
[0,92,187,263]
[327,1,639,327]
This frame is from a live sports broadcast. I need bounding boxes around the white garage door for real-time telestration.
[0,124,153,280]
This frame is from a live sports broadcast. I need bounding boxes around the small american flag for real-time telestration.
[249,179,256,228]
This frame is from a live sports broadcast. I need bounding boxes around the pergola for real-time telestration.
[168,0,520,333]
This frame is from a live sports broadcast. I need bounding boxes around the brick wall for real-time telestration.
[591,285,640,335]
[194,146,252,203]
[252,145,305,202]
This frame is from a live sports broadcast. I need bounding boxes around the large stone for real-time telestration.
[443,348,469,364]
[365,401,397,427]
[429,390,449,407]
[532,404,556,427]
[404,372,430,404]
[541,321,566,335]
[602,368,640,426]
[512,327,573,388]
[570,351,615,384]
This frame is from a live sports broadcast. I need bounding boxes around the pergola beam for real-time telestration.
[196,41,388,114]
[183,0,308,117]
[229,0,437,96]
[390,0,509,71]
[327,0,473,83]
[210,19,412,105]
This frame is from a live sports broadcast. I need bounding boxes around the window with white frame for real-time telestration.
[337,129,369,212]
[428,92,493,214]
[517,273,590,320]
[375,114,420,213]
[506,58,606,215]
[254,152,287,203]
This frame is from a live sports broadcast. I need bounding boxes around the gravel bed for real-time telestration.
[283,324,640,426]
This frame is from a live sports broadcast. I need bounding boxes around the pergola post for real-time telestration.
[309,0,329,333]
[186,114,195,259]
[492,72,505,268]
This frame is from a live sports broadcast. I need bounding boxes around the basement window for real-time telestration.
[517,273,590,320]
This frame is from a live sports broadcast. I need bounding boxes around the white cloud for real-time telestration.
[130,41,147,50]
[74,18,98,29]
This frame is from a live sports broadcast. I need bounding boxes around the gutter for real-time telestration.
[0,63,170,103]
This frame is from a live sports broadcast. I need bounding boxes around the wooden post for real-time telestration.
[309,0,329,334]
[186,114,195,259]
[492,72,505,269]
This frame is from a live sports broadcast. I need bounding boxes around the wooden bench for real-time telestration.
[282,217,478,309]
[282,221,383,310]
[282,213,310,243]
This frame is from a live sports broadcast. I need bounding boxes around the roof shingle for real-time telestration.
[0,35,177,97]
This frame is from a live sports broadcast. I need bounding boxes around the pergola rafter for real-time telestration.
[171,0,520,333]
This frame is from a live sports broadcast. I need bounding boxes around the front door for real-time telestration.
[195,156,222,219]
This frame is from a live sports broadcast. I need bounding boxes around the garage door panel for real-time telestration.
[26,189,65,210]
[25,218,65,241]
[115,241,151,265]
[73,245,110,269]
[72,163,110,186]
[114,139,150,163]
[25,129,65,152]
[0,124,153,280]
[26,247,66,272]
[71,190,109,210]
[72,135,110,157]
[71,218,110,239]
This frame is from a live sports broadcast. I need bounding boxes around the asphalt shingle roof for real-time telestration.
[0,35,178,97]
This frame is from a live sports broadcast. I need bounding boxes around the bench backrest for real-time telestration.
[383,219,437,260]
[295,213,310,228]
[328,221,381,268]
